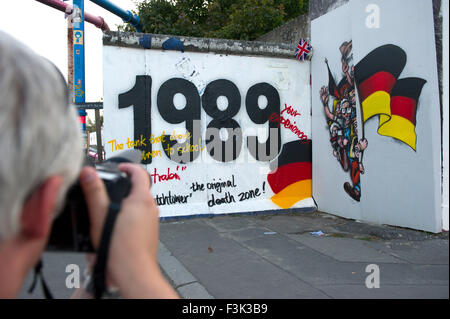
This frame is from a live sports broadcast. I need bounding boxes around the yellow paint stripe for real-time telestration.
[378,114,417,151]
[270,179,312,209]
[361,91,391,122]
[362,91,416,150]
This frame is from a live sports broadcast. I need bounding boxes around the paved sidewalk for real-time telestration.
[18,210,448,299]
[158,211,449,299]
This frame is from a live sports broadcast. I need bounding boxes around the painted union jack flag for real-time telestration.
[295,39,311,61]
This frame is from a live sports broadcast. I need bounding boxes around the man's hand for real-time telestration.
[359,162,365,174]
[342,57,349,74]
[79,164,179,299]
[359,138,368,151]
[320,86,329,106]
[79,167,109,249]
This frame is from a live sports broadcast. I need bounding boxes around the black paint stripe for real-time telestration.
[269,140,312,171]
[390,77,427,100]
[355,44,407,84]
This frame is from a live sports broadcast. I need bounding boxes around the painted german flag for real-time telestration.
[267,140,312,209]
[355,44,426,151]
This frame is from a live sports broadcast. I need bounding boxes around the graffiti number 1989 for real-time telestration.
[118,75,281,164]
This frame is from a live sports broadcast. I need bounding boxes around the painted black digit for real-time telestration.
[157,78,201,163]
[118,75,152,164]
[245,82,281,161]
[202,79,242,162]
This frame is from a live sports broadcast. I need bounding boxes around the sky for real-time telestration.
[0,0,139,108]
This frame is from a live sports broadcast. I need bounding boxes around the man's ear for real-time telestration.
[20,176,63,239]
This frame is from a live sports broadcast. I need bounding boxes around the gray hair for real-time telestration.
[0,31,83,240]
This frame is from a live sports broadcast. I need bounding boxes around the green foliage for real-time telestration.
[276,0,309,19]
[214,0,284,40]
[120,0,309,41]
[86,116,103,133]
[86,117,96,133]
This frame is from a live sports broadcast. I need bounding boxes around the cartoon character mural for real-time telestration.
[310,0,441,232]
[319,40,367,201]
[319,41,427,202]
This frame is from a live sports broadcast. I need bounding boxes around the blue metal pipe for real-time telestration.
[89,0,142,32]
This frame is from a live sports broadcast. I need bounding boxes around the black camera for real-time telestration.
[46,149,142,252]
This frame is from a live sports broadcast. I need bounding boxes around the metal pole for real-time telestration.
[73,0,87,149]
[95,109,104,162]
[67,8,74,100]
[89,0,142,32]
[35,0,110,31]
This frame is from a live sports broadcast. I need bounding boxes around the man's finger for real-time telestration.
[117,163,151,201]
[79,166,109,242]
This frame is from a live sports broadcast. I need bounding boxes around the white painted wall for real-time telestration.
[442,0,449,231]
[311,3,362,221]
[103,46,314,218]
[311,0,442,232]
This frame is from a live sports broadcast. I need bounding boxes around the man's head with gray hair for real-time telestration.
[0,31,83,241]
[0,31,181,300]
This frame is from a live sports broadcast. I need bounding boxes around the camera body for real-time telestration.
[47,150,141,252]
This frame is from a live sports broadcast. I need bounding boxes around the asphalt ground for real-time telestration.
[18,210,449,299]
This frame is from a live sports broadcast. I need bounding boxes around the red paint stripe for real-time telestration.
[351,161,360,185]
[358,71,397,101]
[390,96,417,125]
[268,162,312,194]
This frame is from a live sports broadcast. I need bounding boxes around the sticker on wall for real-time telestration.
[267,63,291,91]
[295,39,312,62]
[175,57,206,95]
[73,30,83,45]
